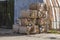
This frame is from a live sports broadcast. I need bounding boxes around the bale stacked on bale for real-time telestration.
[19,3,48,33]
[20,10,37,26]
[13,2,49,34]
[37,3,48,32]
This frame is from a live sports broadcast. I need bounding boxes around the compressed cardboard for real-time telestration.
[34,25,39,33]
[30,10,37,18]
[27,26,34,34]
[27,25,39,34]
[13,24,20,33]
[29,3,47,11]
[29,3,41,10]
[38,11,47,18]
[19,26,27,33]
[21,18,29,26]
[21,10,30,18]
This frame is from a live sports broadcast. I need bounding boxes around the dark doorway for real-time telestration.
[0,1,7,28]
[0,1,14,29]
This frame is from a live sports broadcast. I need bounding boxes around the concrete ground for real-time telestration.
[0,28,60,40]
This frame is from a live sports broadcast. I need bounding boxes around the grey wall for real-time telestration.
[0,0,6,1]
[14,0,43,24]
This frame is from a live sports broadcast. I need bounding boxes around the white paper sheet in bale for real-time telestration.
[18,19,21,25]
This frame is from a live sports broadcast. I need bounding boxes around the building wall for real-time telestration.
[0,0,6,1]
[14,0,43,24]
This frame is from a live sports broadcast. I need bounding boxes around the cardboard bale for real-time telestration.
[30,10,37,18]
[22,18,36,26]
[39,3,47,11]
[38,11,47,18]
[28,18,36,25]
[21,10,30,18]
[38,18,46,26]
[29,3,47,11]
[29,3,41,10]
[13,24,20,33]
[27,25,39,34]
[21,18,29,26]
[34,25,39,33]
[19,26,27,33]
[27,26,34,34]
[31,19,36,24]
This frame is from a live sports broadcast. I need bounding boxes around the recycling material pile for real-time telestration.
[13,3,49,34]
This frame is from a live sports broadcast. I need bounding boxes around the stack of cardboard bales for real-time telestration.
[37,3,48,32]
[13,3,49,34]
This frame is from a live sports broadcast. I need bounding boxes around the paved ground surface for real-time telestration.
[0,28,60,40]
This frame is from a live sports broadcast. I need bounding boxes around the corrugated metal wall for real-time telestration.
[44,0,60,29]
[14,0,43,24]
